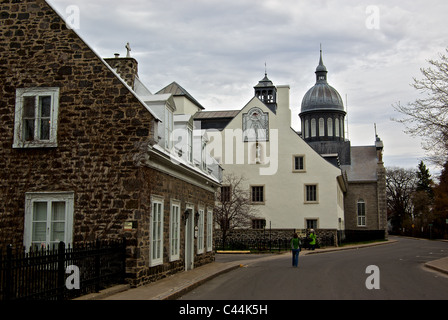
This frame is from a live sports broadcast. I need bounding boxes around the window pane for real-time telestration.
[23,96,36,117]
[33,202,47,221]
[39,96,51,117]
[40,119,50,140]
[52,201,66,221]
[24,119,35,141]
[51,222,65,242]
[32,222,46,242]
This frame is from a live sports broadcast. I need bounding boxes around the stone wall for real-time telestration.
[214,228,338,248]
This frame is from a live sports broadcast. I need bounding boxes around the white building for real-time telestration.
[195,73,346,235]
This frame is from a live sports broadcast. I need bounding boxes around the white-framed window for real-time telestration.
[164,108,173,150]
[170,200,181,261]
[327,118,333,136]
[319,118,325,136]
[197,208,205,254]
[304,120,309,139]
[311,118,316,137]
[13,87,60,148]
[335,118,340,137]
[24,192,74,251]
[305,184,318,203]
[206,209,213,252]
[357,199,366,226]
[150,196,164,267]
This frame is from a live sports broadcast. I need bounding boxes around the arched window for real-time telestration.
[357,199,366,226]
[327,118,333,136]
[304,120,309,138]
[335,118,340,137]
[319,118,325,137]
[311,119,316,137]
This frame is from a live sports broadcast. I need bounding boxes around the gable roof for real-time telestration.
[156,82,205,110]
[45,0,161,122]
[341,146,379,182]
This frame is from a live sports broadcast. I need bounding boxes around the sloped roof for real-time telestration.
[193,110,240,119]
[156,81,205,110]
[341,146,379,182]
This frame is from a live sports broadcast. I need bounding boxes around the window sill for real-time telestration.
[13,141,58,149]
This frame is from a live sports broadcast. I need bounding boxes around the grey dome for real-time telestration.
[301,82,344,112]
[301,50,344,113]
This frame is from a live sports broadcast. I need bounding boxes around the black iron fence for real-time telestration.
[0,238,126,301]
[215,234,336,252]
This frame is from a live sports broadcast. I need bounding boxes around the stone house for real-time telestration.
[0,0,221,287]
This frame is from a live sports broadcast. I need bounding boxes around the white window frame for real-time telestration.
[197,207,205,254]
[206,209,213,252]
[357,199,366,227]
[319,118,325,137]
[13,87,60,148]
[24,192,74,251]
[150,196,164,267]
[169,200,181,261]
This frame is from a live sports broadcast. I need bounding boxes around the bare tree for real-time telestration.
[393,48,448,166]
[386,167,417,234]
[214,174,259,247]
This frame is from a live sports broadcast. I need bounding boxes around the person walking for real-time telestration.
[290,233,301,267]
[309,229,317,250]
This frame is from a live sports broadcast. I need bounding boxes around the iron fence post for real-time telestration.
[57,241,65,301]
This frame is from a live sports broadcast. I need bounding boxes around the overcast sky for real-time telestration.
[47,0,448,175]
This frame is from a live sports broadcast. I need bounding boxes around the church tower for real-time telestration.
[254,71,277,114]
[300,49,351,165]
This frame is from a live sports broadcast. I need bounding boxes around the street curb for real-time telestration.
[73,284,131,300]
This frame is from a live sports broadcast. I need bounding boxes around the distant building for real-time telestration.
[195,50,387,244]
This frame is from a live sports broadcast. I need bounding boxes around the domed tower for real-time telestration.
[299,49,351,165]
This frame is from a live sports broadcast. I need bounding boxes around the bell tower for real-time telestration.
[254,69,277,114]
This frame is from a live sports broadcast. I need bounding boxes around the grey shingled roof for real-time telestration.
[156,81,205,110]
[342,146,379,182]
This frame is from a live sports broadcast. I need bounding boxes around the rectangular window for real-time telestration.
[220,186,231,202]
[14,88,59,148]
[187,127,193,163]
[197,208,205,254]
[170,201,180,261]
[206,210,213,252]
[305,184,318,203]
[251,186,264,203]
[306,219,318,230]
[293,155,305,172]
[357,200,366,226]
[24,192,74,251]
[150,197,164,266]
[252,219,266,229]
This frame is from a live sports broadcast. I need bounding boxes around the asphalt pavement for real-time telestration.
[75,236,448,300]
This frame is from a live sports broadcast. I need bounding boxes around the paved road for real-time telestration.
[180,237,448,300]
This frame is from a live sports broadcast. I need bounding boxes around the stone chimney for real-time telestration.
[104,54,138,89]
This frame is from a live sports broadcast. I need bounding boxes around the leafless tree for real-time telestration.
[214,174,259,246]
[393,48,448,166]
[386,167,417,233]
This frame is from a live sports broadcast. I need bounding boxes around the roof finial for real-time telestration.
[125,42,131,57]
[264,62,267,76]
[319,43,323,66]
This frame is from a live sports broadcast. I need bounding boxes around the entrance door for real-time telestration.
[185,208,194,271]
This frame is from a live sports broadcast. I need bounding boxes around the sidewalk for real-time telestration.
[75,238,448,300]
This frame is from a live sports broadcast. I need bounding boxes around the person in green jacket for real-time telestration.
[290,233,301,267]
[309,229,316,250]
